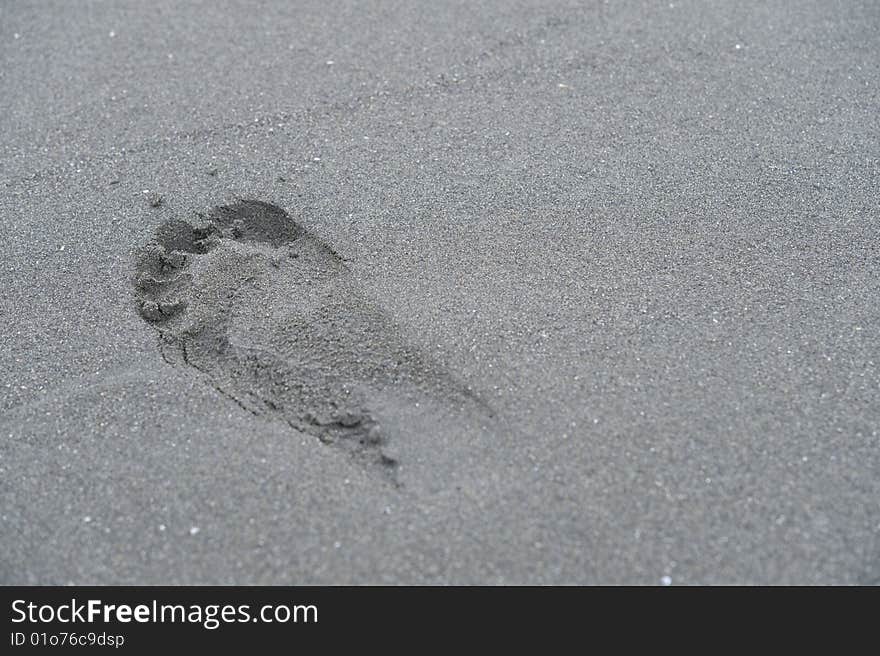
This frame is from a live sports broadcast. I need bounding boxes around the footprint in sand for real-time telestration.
[133,200,490,483]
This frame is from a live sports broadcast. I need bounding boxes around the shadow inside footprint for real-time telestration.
[209,200,303,246]
[133,199,490,483]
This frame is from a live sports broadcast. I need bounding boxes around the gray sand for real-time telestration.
[1,1,878,584]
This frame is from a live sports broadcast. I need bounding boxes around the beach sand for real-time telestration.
[1,0,878,583]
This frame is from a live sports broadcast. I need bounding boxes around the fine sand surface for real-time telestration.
[1,1,878,584]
